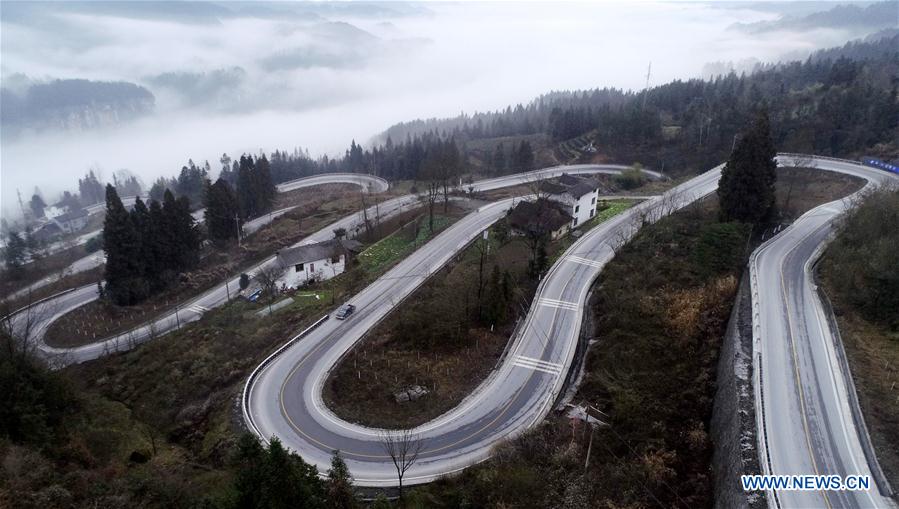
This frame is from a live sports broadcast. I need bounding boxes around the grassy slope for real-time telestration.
[818,188,899,488]
[41,185,364,347]
[0,206,466,508]
[0,168,869,507]
[408,169,866,508]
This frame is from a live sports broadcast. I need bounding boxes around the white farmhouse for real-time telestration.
[274,239,363,289]
[51,208,90,234]
[540,174,599,227]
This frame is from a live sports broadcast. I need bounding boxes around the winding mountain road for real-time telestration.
[751,156,897,509]
[9,164,643,369]
[13,156,890,506]
[6,174,390,302]
[246,154,898,508]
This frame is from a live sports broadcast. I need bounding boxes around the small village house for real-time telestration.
[540,174,599,228]
[507,199,573,241]
[51,208,89,234]
[274,239,363,289]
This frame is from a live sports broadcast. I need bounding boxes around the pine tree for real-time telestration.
[29,194,46,218]
[173,195,200,270]
[254,154,275,215]
[148,177,171,203]
[103,184,146,305]
[717,110,778,224]
[3,231,27,275]
[514,140,535,171]
[204,178,240,243]
[147,199,169,289]
[160,190,181,273]
[326,451,358,509]
[484,265,509,325]
[129,197,151,284]
[492,142,506,173]
[233,435,325,509]
[237,155,257,219]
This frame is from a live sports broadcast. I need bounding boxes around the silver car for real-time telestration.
[334,303,356,320]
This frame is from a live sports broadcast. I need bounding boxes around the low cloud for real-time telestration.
[1,1,889,217]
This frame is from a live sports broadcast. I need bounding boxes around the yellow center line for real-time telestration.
[776,221,833,509]
[277,322,539,459]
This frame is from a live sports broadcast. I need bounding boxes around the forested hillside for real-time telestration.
[354,33,897,177]
[0,78,154,135]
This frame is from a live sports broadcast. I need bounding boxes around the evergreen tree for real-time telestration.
[3,231,27,275]
[147,199,169,289]
[205,178,240,243]
[173,195,200,270]
[29,194,46,218]
[103,184,147,305]
[254,154,276,215]
[232,434,325,509]
[326,451,358,509]
[718,110,778,224]
[78,170,105,205]
[130,197,152,283]
[57,191,81,211]
[175,159,209,208]
[148,177,171,203]
[220,153,235,184]
[484,265,510,325]
[514,140,536,171]
[492,142,506,173]
[237,155,258,219]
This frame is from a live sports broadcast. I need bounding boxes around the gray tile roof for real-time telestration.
[540,175,597,199]
[508,199,572,234]
[566,182,596,198]
[54,208,88,222]
[276,239,362,267]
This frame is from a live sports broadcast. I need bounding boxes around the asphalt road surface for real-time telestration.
[247,155,898,500]
[10,164,637,367]
[6,173,390,301]
[751,156,897,509]
[245,165,708,486]
[16,157,890,504]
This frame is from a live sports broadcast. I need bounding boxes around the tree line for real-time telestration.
[102,185,200,305]
[368,34,898,176]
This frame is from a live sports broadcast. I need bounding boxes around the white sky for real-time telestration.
[0,1,875,218]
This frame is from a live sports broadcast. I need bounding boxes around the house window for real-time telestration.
[331,255,340,264]
[310,263,315,272]
[575,205,580,213]
[591,197,596,204]
[295,263,304,272]
[590,209,595,217]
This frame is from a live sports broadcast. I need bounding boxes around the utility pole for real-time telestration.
[476,230,489,317]
[585,423,596,472]
[17,189,27,220]
[641,61,652,111]
[234,213,242,247]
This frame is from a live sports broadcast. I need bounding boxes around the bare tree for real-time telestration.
[254,266,282,315]
[420,181,441,233]
[0,292,65,367]
[521,172,551,201]
[359,190,373,239]
[473,231,491,317]
[781,156,814,219]
[381,429,423,504]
